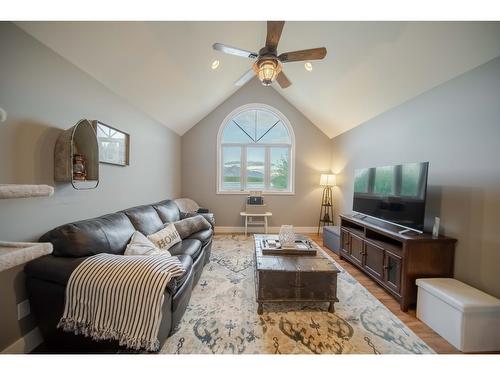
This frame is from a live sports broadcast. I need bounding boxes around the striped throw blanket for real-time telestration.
[57,253,185,351]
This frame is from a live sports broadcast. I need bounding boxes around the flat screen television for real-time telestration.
[352,162,429,232]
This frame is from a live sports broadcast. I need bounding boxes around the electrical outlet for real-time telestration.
[17,299,30,320]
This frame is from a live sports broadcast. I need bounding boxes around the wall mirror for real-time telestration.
[92,121,130,166]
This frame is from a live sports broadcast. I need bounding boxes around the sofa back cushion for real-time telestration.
[40,212,135,257]
[152,200,180,223]
[122,205,164,235]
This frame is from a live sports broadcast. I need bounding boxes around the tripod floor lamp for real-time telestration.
[318,174,336,233]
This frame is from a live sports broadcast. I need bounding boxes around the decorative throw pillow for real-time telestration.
[124,231,167,256]
[179,212,215,228]
[174,215,211,239]
[147,223,181,251]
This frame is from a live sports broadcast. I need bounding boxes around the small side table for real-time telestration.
[240,212,272,237]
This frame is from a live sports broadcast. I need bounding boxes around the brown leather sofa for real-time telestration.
[24,199,213,353]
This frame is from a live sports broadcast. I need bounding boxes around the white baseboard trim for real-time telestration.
[2,327,43,354]
[215,226,322,234]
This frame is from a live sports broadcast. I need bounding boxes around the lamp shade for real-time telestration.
[253,58,282,86]
[320,174,336,186]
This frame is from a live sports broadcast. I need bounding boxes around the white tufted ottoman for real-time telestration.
[416,278,500,352]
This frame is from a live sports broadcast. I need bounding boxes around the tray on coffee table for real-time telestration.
[260,237,317,255]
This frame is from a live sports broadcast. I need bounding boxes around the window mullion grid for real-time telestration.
[287,146,291,191]
[220,145,228,192]
[241,145,246,192]
[220,145,224,191]
[264,147,270,190]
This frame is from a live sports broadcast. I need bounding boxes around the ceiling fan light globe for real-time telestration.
[253,58,282,86]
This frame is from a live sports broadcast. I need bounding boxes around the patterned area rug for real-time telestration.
[161,234,434,354]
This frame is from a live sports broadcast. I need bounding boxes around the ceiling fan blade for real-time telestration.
[279,47,327,63]
[213,43,258,59]
[276,71,292,89]
[265,21,285,51]
[235,68,255,86]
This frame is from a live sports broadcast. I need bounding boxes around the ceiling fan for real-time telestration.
[213,21,327,89]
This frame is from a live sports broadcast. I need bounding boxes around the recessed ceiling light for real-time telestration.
[211,60,220,70]
[304,62,313,72]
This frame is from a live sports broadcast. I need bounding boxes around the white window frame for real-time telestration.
[217,103,295,195]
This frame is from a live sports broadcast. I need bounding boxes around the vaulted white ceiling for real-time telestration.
[17,21,500,138]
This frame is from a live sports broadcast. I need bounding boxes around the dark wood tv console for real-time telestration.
[339,214,457,311]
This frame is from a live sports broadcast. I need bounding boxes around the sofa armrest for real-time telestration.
[24,254,88,287]
[166,254,193,294]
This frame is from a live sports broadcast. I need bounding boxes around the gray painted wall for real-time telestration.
[0,22,181,351]
[181,78,332,228]
[0,22,182,242]
[330,56,500,298]
[0,264,37,351]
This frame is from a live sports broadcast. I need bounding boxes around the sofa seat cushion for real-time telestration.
[166,255,193,295]
[25,255,88,286]
[168,239,203,260]
[187,228,213,245]
[122,205,164,236]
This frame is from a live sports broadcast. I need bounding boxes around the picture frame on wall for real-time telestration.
[92,120,130,166]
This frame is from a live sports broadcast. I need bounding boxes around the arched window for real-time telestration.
[217,104,295,194]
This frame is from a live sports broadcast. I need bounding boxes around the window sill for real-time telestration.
[216,190,295,196]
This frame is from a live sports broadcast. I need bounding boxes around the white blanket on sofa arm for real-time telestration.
[58,253,185,351]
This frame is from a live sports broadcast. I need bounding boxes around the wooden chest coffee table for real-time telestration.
[254,234,340,314]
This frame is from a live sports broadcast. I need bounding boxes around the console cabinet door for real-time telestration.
[363,241,384,280]
[350,233,364,267]
[340,229,350,258]
[384,251,402,293]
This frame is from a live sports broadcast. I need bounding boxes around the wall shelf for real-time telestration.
[0,184,54,199]
[0,241,53,273]
[54,119,99,190]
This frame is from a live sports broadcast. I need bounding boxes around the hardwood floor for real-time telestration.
[307,233,462,354]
